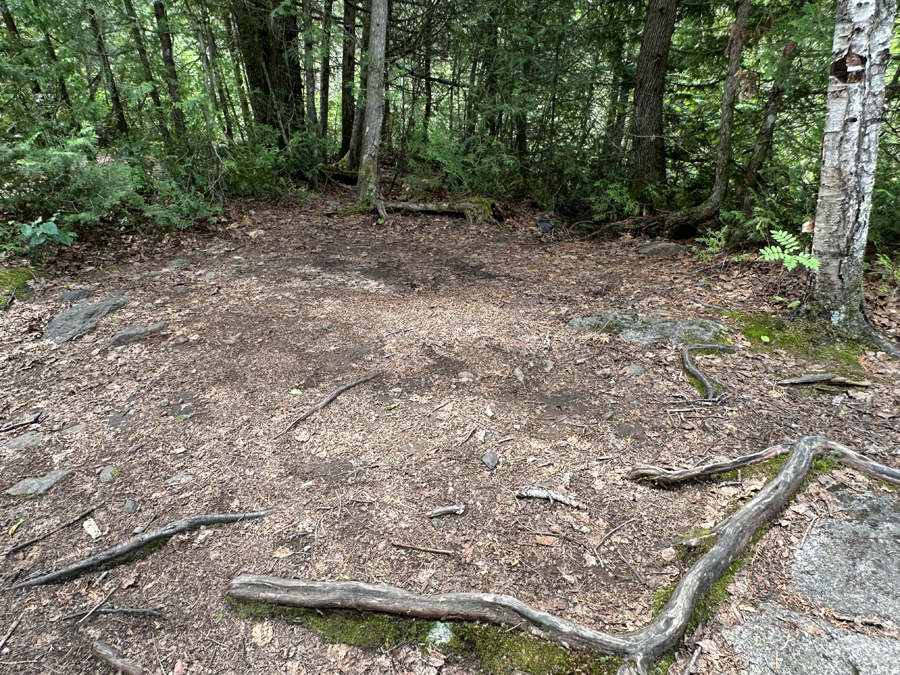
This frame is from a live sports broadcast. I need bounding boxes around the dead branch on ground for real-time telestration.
[4,505,98,556]
[0,612,22,651]
[375,200,500,227]
[226,437,900,674]
[516,488,584,509]
[7,510,274,591]
[272,374,379,440]
[59,604,165,622]
[0,411,42,434]
[93,641,143,675]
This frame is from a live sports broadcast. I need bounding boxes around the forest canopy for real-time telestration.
[0,0,898,249]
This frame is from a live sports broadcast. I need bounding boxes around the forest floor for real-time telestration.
[1,186,899,675]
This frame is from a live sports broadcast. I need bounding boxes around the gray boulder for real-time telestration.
[7,469,72,496]
[43,298,130,343]
[568,310,723,344]
[637,241,688,257]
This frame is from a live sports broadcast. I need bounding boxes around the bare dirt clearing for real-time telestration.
[1,192,899,674]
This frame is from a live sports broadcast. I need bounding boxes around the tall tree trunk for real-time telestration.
[122,0,169,140]
[223,15,252,133]
[345,0,369,169]
[630,0,678,206]
[319,0,333,141]
[1,0,45,105]
[355,0,387,205]
[339,0,356,157]
[44,33,72,111]
[423,39,432,142]
[303,0,319,132]
[662,0,752,233]
[740,40,798,219]
[805,0,896,337]
[88,8,129,136]
[153,1,187,138]
[198,0,234,141]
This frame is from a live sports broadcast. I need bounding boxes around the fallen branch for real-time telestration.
[4,505,98,556]
[427,505,465,518]
[0,612,22,651]
[777,373,870,387]
[391,541,453,556]
[59,604,165,622]
[93,641,143,675]
[0,411,42,434]
[226,437,900,674]
[7,510,274,591]
[687,296,730,313]
[681,345,736,401]
[516,488,584,509]
[375,200,500,227]
[272,374,378,440]
[2,286,18,311]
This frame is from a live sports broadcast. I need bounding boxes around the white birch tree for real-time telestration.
[806,0,897,352]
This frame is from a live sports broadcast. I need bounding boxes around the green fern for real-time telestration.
[760,230,820,271]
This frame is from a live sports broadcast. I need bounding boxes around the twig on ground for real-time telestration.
[616,549,646,584]
[683,644,703,674]
[687,296,730,312]
[7,510,274,591]
[682,345,736,401]
[391,541,453,556]
[59,604,165,622]
[0,612,23,651]
[0,412,42,434]
[831,612,884,627]
[427,505,465,518]
[2,286,18,311]
[271,374,378,440]
[595,518,636,553]
[93,641,143,675]
[4,505,98,556]
[78,584,117,624]
[798,516,818,551]
[516,488,584,509]
[456,425,477,447]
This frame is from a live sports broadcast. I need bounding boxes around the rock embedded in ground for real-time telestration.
[6,469,72,496]
[43,297,130,343]
[166,258,191,268]
[625,364,647,377]
[482,452,499,470]
[568,310,723,344]
[165,470,192,486]
[99,466,118,483]
[56,289,94,304]
[637,241,688,257]
[457,371,475,382]
[102,322,168,350]
[4,430,44,449]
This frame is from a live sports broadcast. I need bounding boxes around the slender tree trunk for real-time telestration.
[1,0,45,103]
[303,0,319,132]
[198,0,234,141]
[423,39,432,141]
[44,34,72,111]
[345,0,369,169]
[223,15,252,133]
[663,0,752,232]
[741,40,798,218]
[630,0,678,205]
[319,0,333,141]
[355,0,387,205]
[88,8,129,136]
[806,0,896,333]
[340,0,356,157]
[121,0,169,140]
[153,1,187,138]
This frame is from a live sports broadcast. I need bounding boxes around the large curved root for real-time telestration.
[226,438,899,674]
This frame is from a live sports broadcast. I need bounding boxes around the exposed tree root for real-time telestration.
[681,345,735,401]
[375,200,500,227]
[271,373,379,440]
[93,641,143,675]
[7,510,274,591]
[226,437,900,674]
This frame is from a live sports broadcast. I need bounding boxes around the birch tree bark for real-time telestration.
[806,0,896,335]
[355,0,387,206]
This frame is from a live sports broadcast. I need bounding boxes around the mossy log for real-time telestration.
[226,437,900,674]
[375,200,499,227]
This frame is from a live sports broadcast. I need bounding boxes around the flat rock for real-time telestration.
[102,322,168,350]
[99,466,118,483]
[482,452,499,470]
[56,289,94,303]
[165,258,191,268]
[723,604,900,675]
[625,364,646,377]
[6,469,72,496]
[568,310,723,344]
[4,430,44,449]
[792,491,900,621]
[43,297,130,343]
[165,470,192,486]
[637,241,688,257]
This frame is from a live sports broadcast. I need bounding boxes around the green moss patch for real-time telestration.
[0,267,35,298]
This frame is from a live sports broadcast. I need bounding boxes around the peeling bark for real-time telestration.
[227,438,899,675]
[806,0,897,332]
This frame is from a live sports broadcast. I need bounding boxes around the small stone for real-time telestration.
[123,499,137,515]
[62,424,86,436]
[513,367,525,384]
[204,272,216,281]
[637,241,688,257]
[625,364,647,377]
[102,322,168,350]
[457,371,475,382]
[222,333,242,345]
[327,200,341,206]
[56,289,93,304]
[6,469,72,496]
[4,430,44,449]
[172,285,188,292]
[476,429,486,443]
[482,452,499,470]
[164,470,191,486]
[165,258,191,268]
[427,622,454,645]
[99,466,118,483]
[602,410,622,421]
[544,360,555,372]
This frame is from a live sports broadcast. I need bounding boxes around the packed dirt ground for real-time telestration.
[1,187,899,675]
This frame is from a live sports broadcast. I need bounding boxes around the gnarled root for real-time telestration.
[226,438,898,673]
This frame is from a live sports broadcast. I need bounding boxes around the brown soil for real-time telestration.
[1,189,899,675]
